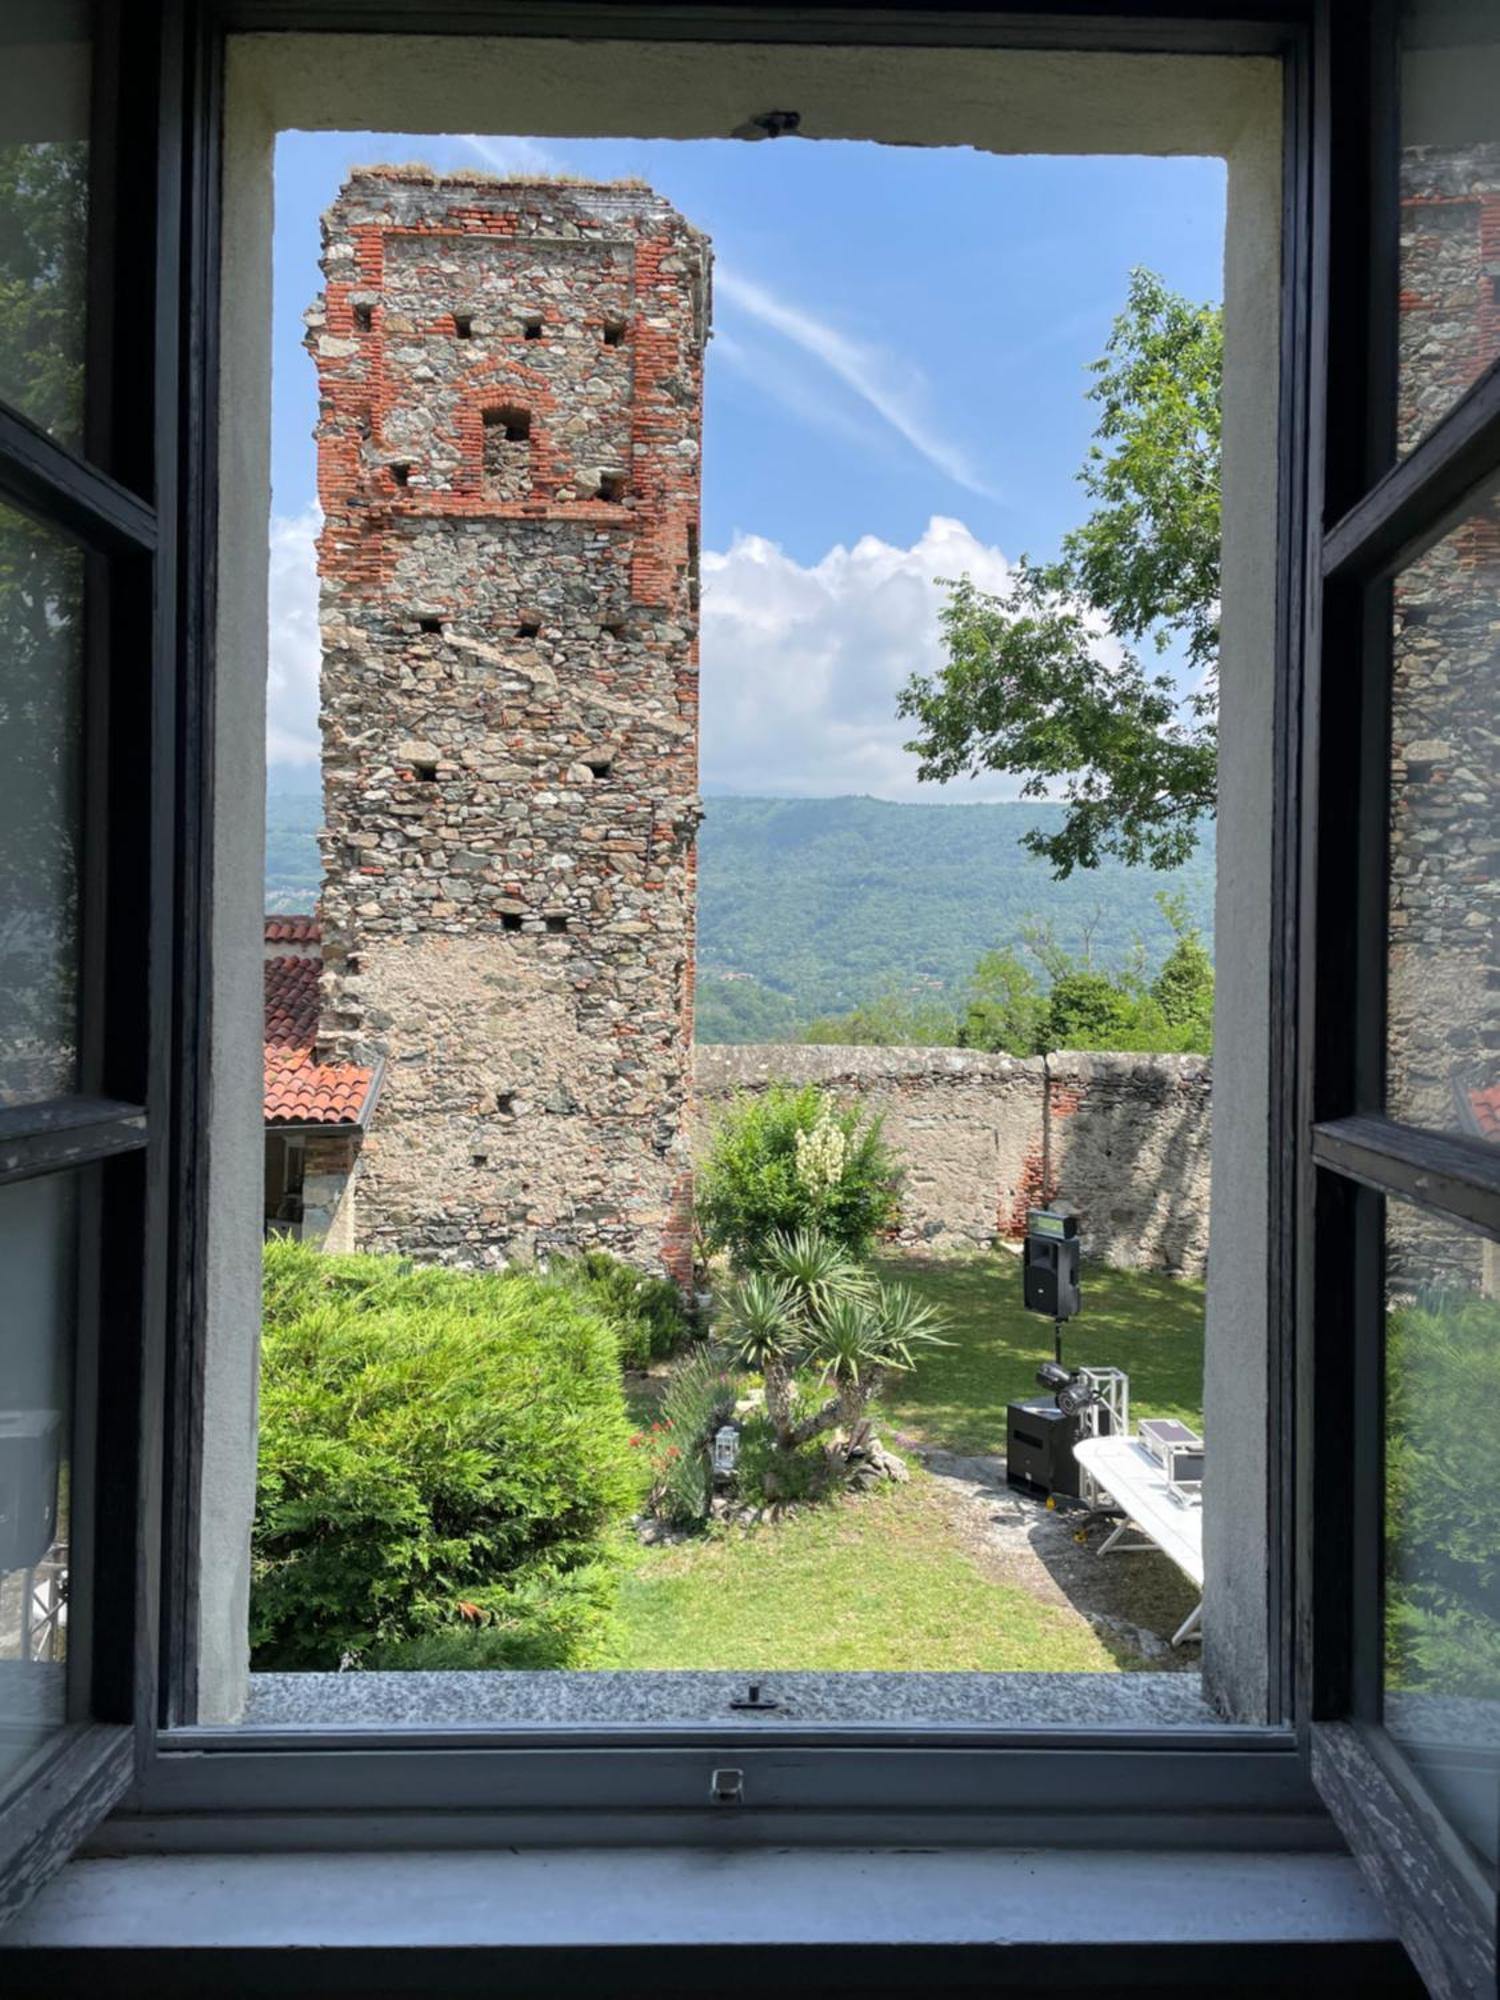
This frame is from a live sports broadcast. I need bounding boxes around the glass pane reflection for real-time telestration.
[0,1171,76,1792]
[1387,480,1500,1141]
[1399,2,1500,456]
[0,501,84,1106]
[0,5,91,448]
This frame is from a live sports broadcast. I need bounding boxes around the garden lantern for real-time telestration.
[712,1424,741,1478]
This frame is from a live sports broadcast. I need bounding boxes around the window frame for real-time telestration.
[1295,2,1500,1988]
[118,0,1317,1834]
[0,0,191,1925]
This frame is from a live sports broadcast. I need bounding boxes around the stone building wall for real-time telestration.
[309,170,708,1277]
[693,1044,1212,1276]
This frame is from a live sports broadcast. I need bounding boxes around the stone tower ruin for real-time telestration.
[307,169,710,1279]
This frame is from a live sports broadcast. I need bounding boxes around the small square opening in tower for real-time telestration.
[483,406,533,499]
[602,319,626,347]
[522,316,543,339]
[545,915,568,934]
[586,758,613,780]
[411,760,438,783]
[452,312,473,338]
[391,462,411,487]
[517,617,541,639]
[417,617,443,635]
[352,302,373,332]
[601,617,627,640]
[598,474,627,503]
[496,1091,516,1116]
[500,912,523,933]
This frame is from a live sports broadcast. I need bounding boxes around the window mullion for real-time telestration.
[0,404,157,557]
[1312,1115,1500,1236]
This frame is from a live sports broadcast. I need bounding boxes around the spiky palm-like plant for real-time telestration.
[720,1269,803,1436]
[763,1227,867,1328]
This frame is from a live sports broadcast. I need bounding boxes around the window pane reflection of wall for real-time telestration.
[0,1170,76,1794]
[1399,0,1500,458]
[1383,1198,1500,1877]
[0,3,91,450]
[0,502,84,1107]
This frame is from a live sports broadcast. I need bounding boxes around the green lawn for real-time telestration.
[616,1471,1117,1672]
[878,1248,1205,1455]
[612,1247,1205,1673]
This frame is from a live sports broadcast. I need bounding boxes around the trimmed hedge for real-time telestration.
[252,1240,637,1670]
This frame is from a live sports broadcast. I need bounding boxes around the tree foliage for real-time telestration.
[898,270,1222,876]
[695,1083,903,1266]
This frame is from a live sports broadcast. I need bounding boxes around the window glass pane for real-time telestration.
[1383,1197,1500,1875]
[0,502,83,1105]
[0,4,91,449]
[1387,480,1500,1139]
[0,1170,75,1792]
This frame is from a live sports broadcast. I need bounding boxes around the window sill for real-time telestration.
[241,1667,1218,1731]
[0,1844,1416,1994]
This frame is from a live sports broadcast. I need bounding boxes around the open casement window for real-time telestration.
[1303,4,1500,1990]
[0,0,1491,1981]
[0,0,190,1928]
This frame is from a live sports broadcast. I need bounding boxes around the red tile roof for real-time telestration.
[264,947,376,1129]
[265,914,322,945]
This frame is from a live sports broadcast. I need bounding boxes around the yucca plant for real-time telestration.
[802,1279,951,1446]
[763,1226,868,1328]
[720,1268,804,1435]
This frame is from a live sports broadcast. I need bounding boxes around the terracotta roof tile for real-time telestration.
[263,950,374,1128]
[265,915,322,945]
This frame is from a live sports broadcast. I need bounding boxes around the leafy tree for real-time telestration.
[1150,889,1215,1041]
[897,269,1222,876]
[800,987,959,1048]
[958,947,1048,1056]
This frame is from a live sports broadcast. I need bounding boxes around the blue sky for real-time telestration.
[268,131,1225,796]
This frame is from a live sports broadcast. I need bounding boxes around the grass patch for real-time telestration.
[616,1469,1117,1672]
[876,1247,1204,1455]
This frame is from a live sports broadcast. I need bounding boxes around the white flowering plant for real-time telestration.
[695,1082,901,1269]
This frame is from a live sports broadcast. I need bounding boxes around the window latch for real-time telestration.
[709,1766,744,1807]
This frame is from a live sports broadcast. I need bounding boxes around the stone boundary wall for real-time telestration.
[693,1044,1212,1277]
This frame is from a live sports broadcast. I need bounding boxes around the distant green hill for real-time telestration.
[693,796,1214,1044]
[264,785,1215,1042]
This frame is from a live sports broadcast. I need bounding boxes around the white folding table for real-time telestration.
[1072,1434,1204,1647]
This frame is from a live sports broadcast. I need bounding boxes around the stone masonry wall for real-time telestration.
[309,171,708,1277]
[693,1045,1212,1276]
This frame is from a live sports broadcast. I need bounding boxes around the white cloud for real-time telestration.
[715,268,999,500]
[266,504,322,769]
[265,508,1027,800]
[701,516,1022,799]
[459,134,565,178]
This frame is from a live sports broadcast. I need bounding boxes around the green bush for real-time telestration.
[695,1082,902,1268]
[549,1248,694,1369]
[252,1239,637,1670]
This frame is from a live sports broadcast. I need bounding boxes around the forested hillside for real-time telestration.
[694,797,1214,1043]
[265,785,1215,1042]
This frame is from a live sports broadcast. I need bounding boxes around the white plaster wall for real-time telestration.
[207,32,1281,1721]
[1203,71,1282,1723]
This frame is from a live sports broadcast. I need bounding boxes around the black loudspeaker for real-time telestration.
[1023,1206,1080,1320]
[1006,1392,1115,1502]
